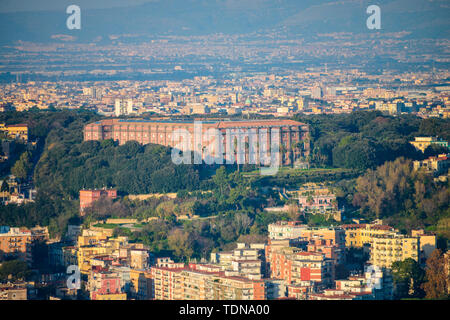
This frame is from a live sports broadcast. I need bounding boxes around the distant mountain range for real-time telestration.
[0,0,449,43]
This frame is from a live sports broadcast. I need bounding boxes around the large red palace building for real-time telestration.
[84,119,310,166]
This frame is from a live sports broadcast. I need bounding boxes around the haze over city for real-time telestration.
[0,0,448,312]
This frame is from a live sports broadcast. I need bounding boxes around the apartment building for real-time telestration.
[268,221,308,240]
[298,227,346,248]
[0,227,32,262]
[62,246,78,267]
[268,248,334,288]
[210,251,234,266]
[77,228,110,246]
[150,265,266,300]
[130,249,150,270]
[0,226,49,264]
[266,228,344,273]
[78,247,114,274]
[290,252,335,287]
[115,99,133,116]
[88,268,127,300]
[80,234,152,299]
[370,235,419,268]
[306,238,345,265]
[76,228,140,274]
[287,282,318,300]
[413,154,449,175]
[178,269,217,300]
[208,275,265,300]
[150,266,183,300]
[268,223,345,252]
[411,229,437,263]
[210,243,266,279]
[342,223,397,248]
[335,269,393,300]
[265,238,308,264]
[155,257,185,269]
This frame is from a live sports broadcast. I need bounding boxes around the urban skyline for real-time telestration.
[0,1,448,314]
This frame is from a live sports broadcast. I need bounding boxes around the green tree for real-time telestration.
[391,258,425,299]
[0,260,31,282]
[11,152,32,180]
[212,166,229,200]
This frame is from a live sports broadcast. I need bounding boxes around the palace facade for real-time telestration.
[84,119,310,166]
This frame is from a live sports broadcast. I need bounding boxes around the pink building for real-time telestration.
[89,268,123,300]
[298,193,336,210]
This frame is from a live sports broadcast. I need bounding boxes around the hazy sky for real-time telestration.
[0,0,157,12]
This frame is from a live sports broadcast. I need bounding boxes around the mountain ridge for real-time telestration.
[0,0,448,43]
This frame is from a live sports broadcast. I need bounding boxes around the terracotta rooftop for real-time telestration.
[86,119,307,129]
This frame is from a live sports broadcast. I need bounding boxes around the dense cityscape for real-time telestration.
[0,1,449,314]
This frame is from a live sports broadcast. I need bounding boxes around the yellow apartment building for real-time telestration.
[179,270,216,300]
[77,229,109,247]
[77,232,129,274]
[208,276,265,300]
[342,224,397,248]
[77,246,112,274]
[370,235,419,269]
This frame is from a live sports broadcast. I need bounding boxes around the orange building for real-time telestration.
[79,188,117,215]
[307,238,344,265]
[268,247,334,288]
[0,226,49,264]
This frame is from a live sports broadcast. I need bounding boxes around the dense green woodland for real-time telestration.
[36,139,201,198]
[0,110,448,259]
[294,111,449,169]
